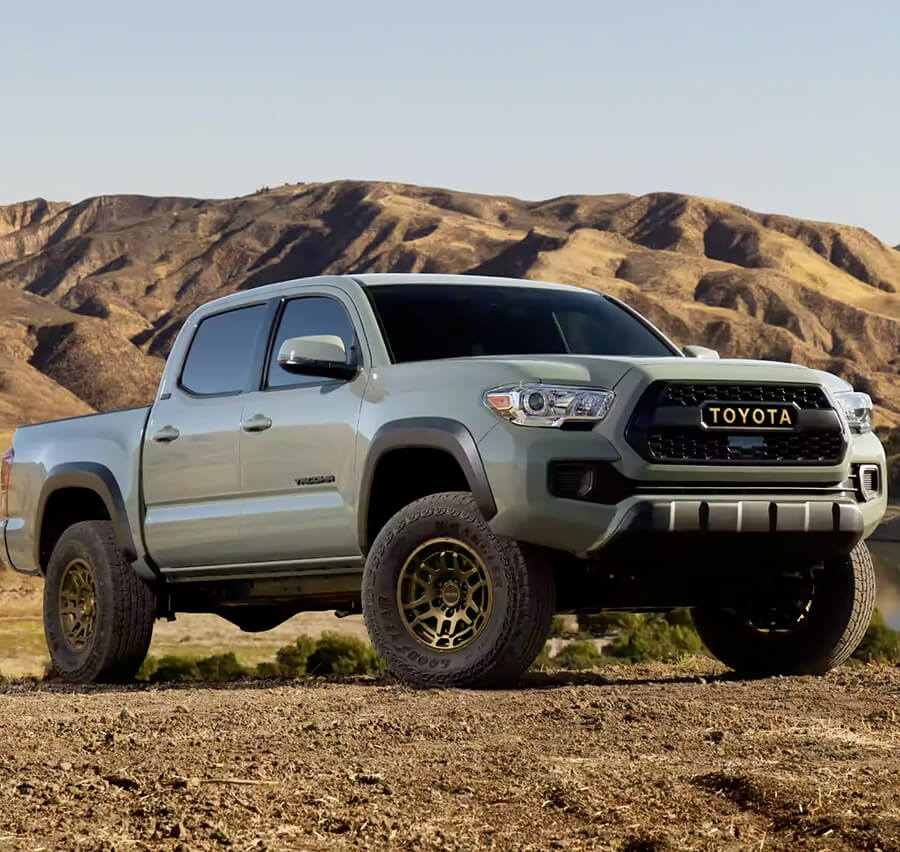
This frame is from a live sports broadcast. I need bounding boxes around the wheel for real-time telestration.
[692,542,876,676]
[43,521,157,683]
[362,491,555,688]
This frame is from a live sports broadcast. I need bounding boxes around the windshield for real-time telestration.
[367,284,678,363]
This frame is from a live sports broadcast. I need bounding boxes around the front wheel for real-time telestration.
[362,492,555,688]
[44,521,157,683]
[692,543,876,676]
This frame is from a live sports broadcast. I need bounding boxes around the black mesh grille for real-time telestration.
[661,383,830,409]
[647,431,844,463]
[627,381,845,465]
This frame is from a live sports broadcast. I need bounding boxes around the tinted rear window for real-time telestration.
[368,284,675,362]
[180,304,267,395]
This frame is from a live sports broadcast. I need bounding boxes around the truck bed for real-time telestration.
[3,406,152,576]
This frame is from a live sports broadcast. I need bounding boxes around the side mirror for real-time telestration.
[277,335,358,380]
[682,345,720,360]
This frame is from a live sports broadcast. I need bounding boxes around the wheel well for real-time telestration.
[366,448,470,548]
[39,488,110,569]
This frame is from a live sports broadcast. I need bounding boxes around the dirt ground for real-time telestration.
[0,664,897,852]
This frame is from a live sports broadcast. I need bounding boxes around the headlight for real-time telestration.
[484,383,614,428]
[835,390,873,434]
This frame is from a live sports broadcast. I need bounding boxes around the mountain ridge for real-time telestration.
[1,181,899,444]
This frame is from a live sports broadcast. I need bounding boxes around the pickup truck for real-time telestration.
[0,274,886,687]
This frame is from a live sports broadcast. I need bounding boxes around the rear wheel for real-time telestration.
[362,492,554,688]
[692,543,875,675]
[44,521,157,683]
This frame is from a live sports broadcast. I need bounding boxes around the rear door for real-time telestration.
[236,292,368,564]
[142,303,269,569]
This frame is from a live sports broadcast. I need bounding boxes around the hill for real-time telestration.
[1,181,899,441]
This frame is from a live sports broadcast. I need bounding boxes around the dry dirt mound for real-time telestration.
[1,182,899,439]
[0,664,897,851]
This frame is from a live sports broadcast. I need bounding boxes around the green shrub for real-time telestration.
[136,656,158,681]
[196,652,247,682]
[603,614,705,663]
[254,661,282,678]
[853,609,900,663]
[552,640,603,670]
[274,635,317,677]
[662,608,695,628]
[149,655,201,683]
[531,646,554,670]
[307,632,384,675]
[576,612,645,635]
[549,616,571,638]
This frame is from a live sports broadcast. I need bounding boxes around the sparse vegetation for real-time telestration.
[604,613,705,663]
[552,640,603,670]
[274,635,317,677]
[132,634,386,683]
[144,655,200,683]
[549,615,571,638]
[533,610,706,670]
[577,612,645,635]
[307,632,385,675]
[852,609,900,663]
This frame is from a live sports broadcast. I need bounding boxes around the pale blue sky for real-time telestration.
[1,0,897,241]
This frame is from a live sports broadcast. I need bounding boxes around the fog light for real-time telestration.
[858,464,881,502]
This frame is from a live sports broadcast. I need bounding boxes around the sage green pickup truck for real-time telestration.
[0,275,886,686]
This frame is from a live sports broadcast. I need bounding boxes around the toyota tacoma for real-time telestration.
[0,274,886,686]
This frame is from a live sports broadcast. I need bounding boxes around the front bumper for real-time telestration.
[589,495,863,563]
[477,421,886,561]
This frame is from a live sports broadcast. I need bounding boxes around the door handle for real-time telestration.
[152,425,180,443]
[241,414,273,433]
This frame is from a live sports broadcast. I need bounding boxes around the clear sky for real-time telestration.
[1,0,897,242]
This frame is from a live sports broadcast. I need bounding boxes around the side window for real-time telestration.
[267,297,358,388]
[180,304,267,395]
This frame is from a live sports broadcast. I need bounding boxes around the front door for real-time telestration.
[237,294,367,564]
[143,303,269,569]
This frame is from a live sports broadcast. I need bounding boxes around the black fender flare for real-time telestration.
[357,417,497,551]
[36,462,138,566]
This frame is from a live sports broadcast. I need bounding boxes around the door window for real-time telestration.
[180,304,268,395]
[267,297,358,389]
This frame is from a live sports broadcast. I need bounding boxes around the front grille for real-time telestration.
[627,381,846,466]
[647,431,845,463]
[661,383,830,409]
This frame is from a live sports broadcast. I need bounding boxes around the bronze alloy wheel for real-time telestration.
[58,558,97,652]
[396,537,493,651]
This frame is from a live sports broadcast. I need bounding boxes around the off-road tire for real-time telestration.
[692,542,876,676]
[362,492,555,688]
[44,521,157,683]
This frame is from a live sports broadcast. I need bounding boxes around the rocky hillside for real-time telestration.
[1,181,899,443]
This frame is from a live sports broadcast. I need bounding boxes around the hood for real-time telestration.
[459,354,826,390]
